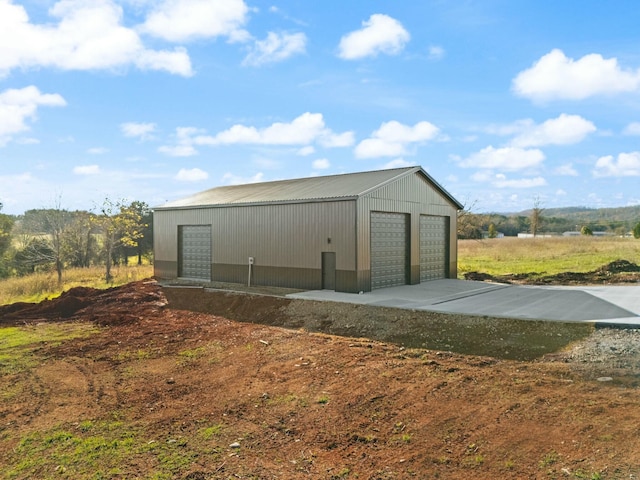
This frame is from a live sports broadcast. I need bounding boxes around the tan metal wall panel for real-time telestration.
[356,172,459,290]
[154,200,357,282]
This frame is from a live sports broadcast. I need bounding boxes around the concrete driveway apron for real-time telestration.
[288,279,640,326]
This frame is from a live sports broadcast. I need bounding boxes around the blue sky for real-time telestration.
[2,0,640,215]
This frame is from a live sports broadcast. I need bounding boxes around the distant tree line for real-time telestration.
[457,207,640,239]
[0,200,153,282]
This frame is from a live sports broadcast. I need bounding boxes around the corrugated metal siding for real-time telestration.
[158,168,417,208]
[154,200,356,277]
[356,172,458,290]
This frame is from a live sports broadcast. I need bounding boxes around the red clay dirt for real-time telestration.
[1,280,639,479]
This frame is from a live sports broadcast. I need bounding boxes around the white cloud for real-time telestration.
[512,49,640,101]
[87,147,108,154]
[459,146,545,171]
[338,14,410,60]
[319,131,355,148]
[381,158,416,169]
[73,164,101,175]
[554,163,579,176]
[0,85,66,146]
[221,172,264,185]
[121,121,156,140]
[175,167,209,182]
[355,120,440,158]
[623,122,640,136]
[312,158,330,170]
[428,45,445,61]
[158,144,198,157]
[158,126,202,156]
[204,113,325,145]
[202,113,351,147]
[593,152,640,177]
[0,0,193,78]
[510,114,596,148]
[492,174,547,189]
[242,31,307,67]
[297,145,315,156]
[159,114,351,156]
[556,189,567,196]
[356,138,405,158]
[138,0,250,43]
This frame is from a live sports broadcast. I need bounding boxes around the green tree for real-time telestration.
[0,203,15,278]
[581,225,593,236]
[488,223,498,239]
[96,199,146,282]
[633,222,640,239]
[120,201,152,265]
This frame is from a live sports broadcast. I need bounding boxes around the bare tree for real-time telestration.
[19,198,72,283]
[62,211,97,268]
[457,198,483,239]
[529,196,544,237]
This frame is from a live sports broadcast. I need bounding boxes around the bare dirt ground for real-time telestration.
[1,275,640,479]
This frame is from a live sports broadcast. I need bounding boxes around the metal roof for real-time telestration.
[156,166,463,210]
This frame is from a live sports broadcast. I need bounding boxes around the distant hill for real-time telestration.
[465,205,640,238]
[515,205,640,229]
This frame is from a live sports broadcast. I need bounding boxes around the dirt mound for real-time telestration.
[462,271,507,283]
[465,259,640,286]
[597,259,640,273]
[0,280,167,326]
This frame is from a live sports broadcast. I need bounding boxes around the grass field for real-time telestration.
[458,236,640,277]
[0,264,154,306]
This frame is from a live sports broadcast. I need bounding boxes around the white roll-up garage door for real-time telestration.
[370,212,409,289]
[420,215,448,281]
[179,225,211,280]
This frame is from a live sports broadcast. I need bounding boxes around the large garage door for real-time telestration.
[370,212,409,289]
[179,225,211,280]
[420,215,448,281]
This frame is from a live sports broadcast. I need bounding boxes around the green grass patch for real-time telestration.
[178,341,223,366]
[0,323,99,375]
[5,420,223,480]
[458,236,640,277]
[0,264,153,306]
[199,424,224,440]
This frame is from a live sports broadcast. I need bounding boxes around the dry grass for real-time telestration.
[0,264,154,305]
[458,236,640,277]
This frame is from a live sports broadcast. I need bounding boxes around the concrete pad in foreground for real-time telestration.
[287,279,640,325]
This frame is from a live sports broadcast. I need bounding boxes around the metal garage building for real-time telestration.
[153,166,462,293]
